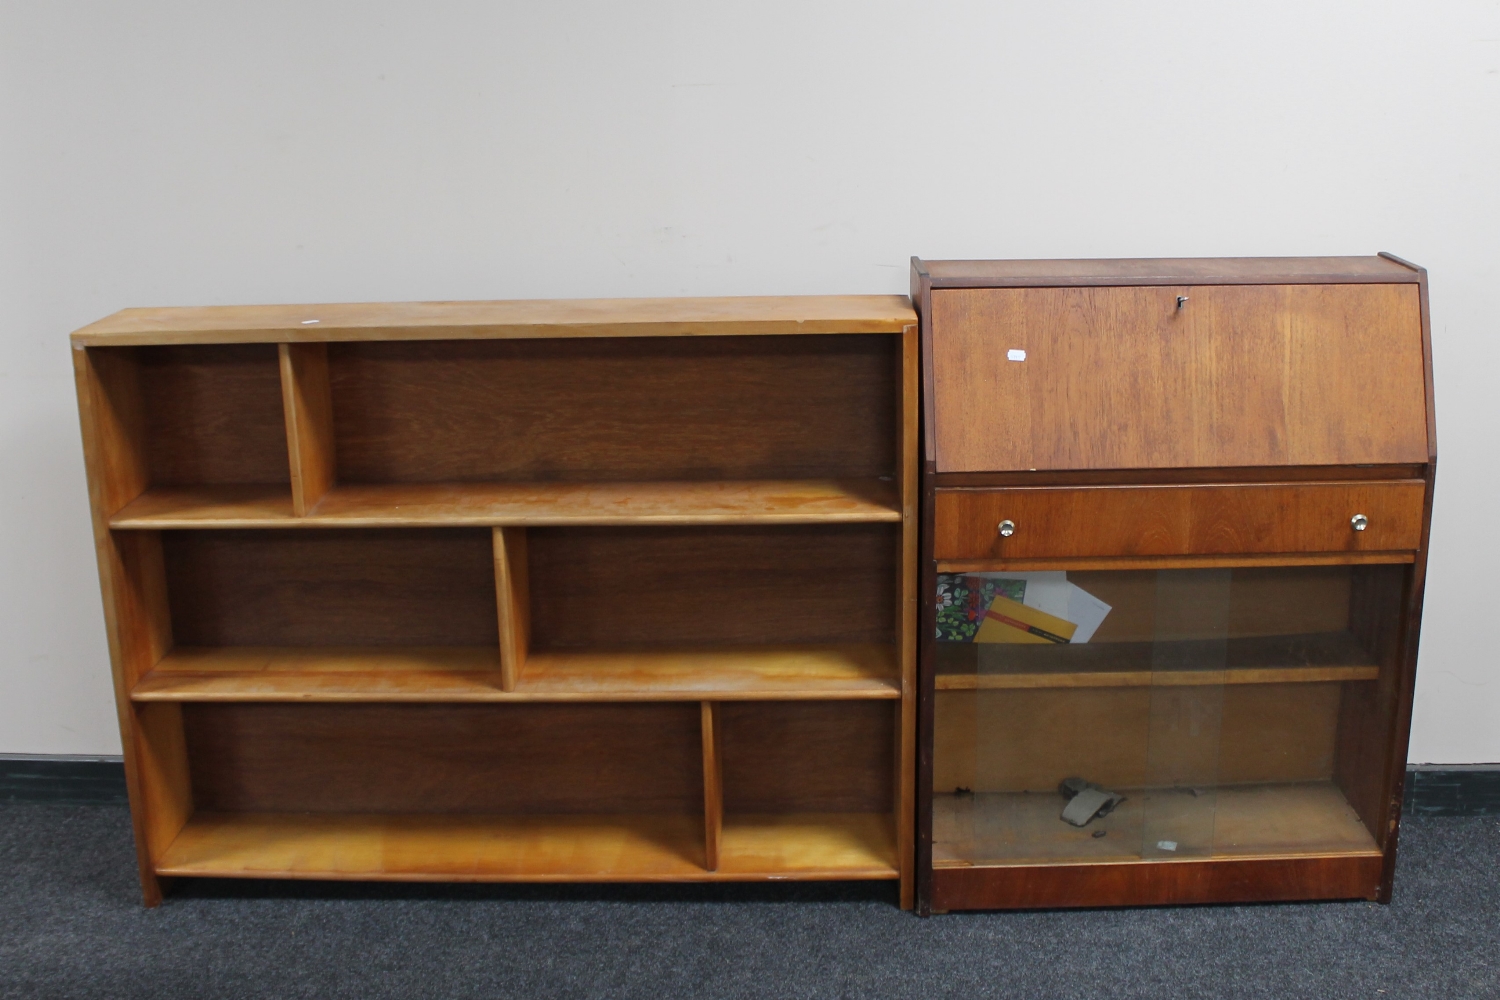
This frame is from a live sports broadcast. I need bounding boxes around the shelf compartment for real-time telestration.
[935,632,1380,690]
[153,811,897,881]
[931,781,1381,867]
[326,336,897,486]
[717,813,897,877]
[156,813,706,880]
[131,643,899,702]
[109,479,900,529]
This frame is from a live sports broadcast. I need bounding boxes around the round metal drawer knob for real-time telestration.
[1351,514,1369,532]
[998,519,1016,537]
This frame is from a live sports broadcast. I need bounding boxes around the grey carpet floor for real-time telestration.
[1,804,1496,999]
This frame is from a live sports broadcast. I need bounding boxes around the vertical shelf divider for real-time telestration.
[493,527,530,692]
[701,700,724,871]
[278,343,336,515]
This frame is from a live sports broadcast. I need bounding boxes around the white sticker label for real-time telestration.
[1156,840,1178,851]
[1007,349,1026,362]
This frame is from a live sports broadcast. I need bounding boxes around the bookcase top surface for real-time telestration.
[914,254,1421,288]
[71,294,917,346]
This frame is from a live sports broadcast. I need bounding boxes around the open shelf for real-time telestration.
[716,813,897,877]
[131,644,900,702]
[154,811,897,881]
[156,813,706,880]
[74,298,920,907]
[109,479,901,529]
[518,646,898,700]
[931,782,1381,867]
[934,632,1381,690]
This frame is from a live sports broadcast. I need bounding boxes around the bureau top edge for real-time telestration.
[70,294,918,346]
[911,254,1422,288]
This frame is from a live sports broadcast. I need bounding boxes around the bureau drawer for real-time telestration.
[933,482,1426,560]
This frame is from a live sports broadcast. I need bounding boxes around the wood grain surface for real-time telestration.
[493,527,529,691]
[930,853,1383,910]
[919,255,1417,287]
[279,343,336,514]
[72,295,918,346]
[720,701,894,814]
[135,345,291,485]
[930,284,1428,471]
[526,524,897,649]
[702,702,723,871]
[897,324,921,908]
[327,336,897,484]
[130,644,901,702]
[162,528,498,647]
[108,480,901,528]
[715,813,895,877]
[933,482,1426,559]
[155,811,897,881]
[182,702,704,814]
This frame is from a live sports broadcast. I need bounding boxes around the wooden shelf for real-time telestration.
[931,782,1380,867]
[155,811,896,881]
[518,646,900,701]
[131,644,900,702]
[934,632,1381,690]
[719,813,897,877]
[73,294,918,346]
[109,479,902,529]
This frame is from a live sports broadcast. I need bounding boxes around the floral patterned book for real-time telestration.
[935,574,1026,642]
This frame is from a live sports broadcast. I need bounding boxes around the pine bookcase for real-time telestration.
[71,296,919,907]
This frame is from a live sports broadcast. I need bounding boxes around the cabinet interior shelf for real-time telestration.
[109,480,902,529]
[931,781,1381,867]
[155,811,899,881]
[131,644,902,702]
[934,631,1381,690]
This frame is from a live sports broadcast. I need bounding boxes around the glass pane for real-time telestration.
[931,565,1406,869]
[1140,569,1229,860]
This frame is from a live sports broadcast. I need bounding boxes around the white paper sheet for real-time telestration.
[1063,582,1112,643]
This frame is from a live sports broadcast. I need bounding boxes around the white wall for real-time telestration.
[1,1,1495,761]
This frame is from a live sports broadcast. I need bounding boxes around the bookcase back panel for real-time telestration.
[137,345,290,485]
[326,336,898,482]
[721,701,894,813]
[183,702,703,814]
[163,528,497,647]
[527,524,898,648]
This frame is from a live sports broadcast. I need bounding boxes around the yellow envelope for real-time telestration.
[974,594,1077,644]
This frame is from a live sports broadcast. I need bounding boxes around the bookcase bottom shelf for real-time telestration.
[932,782,1379,867]
[155,812,898,881]
[131,645,900,701]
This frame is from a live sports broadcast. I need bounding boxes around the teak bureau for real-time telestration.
[911,254,1435,912]
[71,296,920,907]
